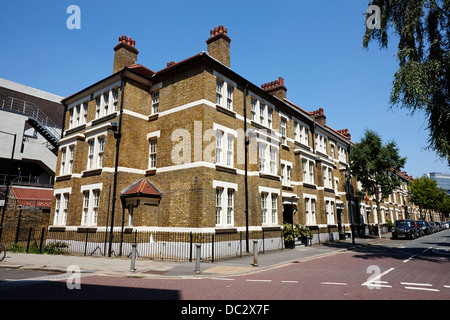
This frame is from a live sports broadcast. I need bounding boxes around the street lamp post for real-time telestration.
[0,131,17,241]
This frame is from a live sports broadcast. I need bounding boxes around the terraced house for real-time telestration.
[51,26,366,254]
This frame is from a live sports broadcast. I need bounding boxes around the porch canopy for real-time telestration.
[120,178,162,207]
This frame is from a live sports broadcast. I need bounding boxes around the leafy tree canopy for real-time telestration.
[350,129,407,202]
[363,0,450,165]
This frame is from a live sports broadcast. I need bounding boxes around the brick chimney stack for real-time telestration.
[261,77,287,100]
[206,25,231,67]
[113,35,139,73]
[310,108,326,126]
[338,129,351,141]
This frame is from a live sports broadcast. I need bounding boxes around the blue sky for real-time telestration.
[1,0,448,177]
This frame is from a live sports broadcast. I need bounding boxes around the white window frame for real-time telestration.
[304,195,317,225]
[151,91,160,115]
[315,133,327,154]
[258,186,280,227]
[302,157,315,185]
[86,135,105,170]
[325,198,336,225]
[80,183,103,227]
[281,161,292,187]
[68,145,74,174]
[259,141,278,176]
[149,138,157,169]
[281,117,287,145]
[214,124,237,168]
[53,188,71,226]
[322,165,333,189]
[213,181,237,228]
[97,136,105,168]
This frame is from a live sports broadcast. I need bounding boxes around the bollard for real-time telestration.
[252,240,258,267]
[194,244,201,274]
[130,243,137,272]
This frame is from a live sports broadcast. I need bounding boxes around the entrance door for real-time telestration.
[283,204,294,225]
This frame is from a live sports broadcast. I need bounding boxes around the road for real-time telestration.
[1,229,449,305]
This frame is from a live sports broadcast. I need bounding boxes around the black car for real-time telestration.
[392,219,420,239]
[415,220,432,236]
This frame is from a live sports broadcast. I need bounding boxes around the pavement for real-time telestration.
[0,234,390,279]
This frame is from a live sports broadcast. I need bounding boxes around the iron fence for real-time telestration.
[0,227,284,262]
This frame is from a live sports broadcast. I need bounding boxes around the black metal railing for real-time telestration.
[0,227,284,262]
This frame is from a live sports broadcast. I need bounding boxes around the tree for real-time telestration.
[363,0,450,165]
[349,129,406,238]
[408,176,445,219]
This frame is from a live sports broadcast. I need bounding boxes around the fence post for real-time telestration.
[189,231,193,262]
[211,234,215,263]
[39,227,45,253]
[195,244,201,274]
[130,243,137,272]
[253,240,258,267]
[26,227,32,253]
[84,230,89,256]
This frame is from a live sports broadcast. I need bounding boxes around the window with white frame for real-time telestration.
[216,130,223,164]
[54,195,61,225]
[54,193,69,226]
[281,117,287,144]
[92,190,100,225]
[87,139,95,170]
[271,194,278,224]
[68,146,74,174]
[259,103,265,126]
[151,91,159,114]
[281,164,291,186]
[325,199,335,224]
[315,133,327,154]
[60,148,66,174]
[267,108,273,128]
[261,193,268,225]
[227,189,234,225]
[97,137,105,168]
[338,145,347,163]
[103,92,110,115]
[82,191,90,225]
[95,96,101,118]
[304,197,316,225]
[259,142,278,175]
[112,89,119,112]
[226,85,233,110]
[302,158,315,184]
[82,102,88,124]
[330,142,335,159]
[149,138,157,169]
[251,99,257,121]
[81,185,102,227]
[294,122,309,145]
[214,182,236,228]
[86,136,105,170]
[216,79,223,105]
[261,193,278,226]
[75,105,81,127]
[215,130,234,167]
[322,165,333,189]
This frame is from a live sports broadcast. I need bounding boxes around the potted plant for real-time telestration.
[283,223,298,249]
[296,224,313,245]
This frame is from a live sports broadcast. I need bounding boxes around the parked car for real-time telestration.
[392,219,420,239]
[415,220,432,236]
[435,221,443,231]
[441,221,449,229]
[430,222,439,233]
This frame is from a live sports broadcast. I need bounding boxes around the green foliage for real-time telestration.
[6,241,68,255]
[349,129,406,203]
[409,175,447,213]
[363,0,450,165]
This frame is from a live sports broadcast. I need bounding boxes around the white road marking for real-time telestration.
[246,279,271,282]
[321,282,347,286]
[361,267,395,288]
[400,282,432,287]
[404,286,440,292]
[281,280,298,283]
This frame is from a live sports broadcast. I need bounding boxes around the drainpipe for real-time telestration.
[244,83,249,253]
[108,71,126,257]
